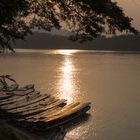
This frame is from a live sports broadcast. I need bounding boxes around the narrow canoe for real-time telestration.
[33,102,91,130]
[22,99,67,117]
[0,91,41,107]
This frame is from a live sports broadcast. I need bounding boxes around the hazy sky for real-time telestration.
[117,0,140,30]
[48,0,140,35]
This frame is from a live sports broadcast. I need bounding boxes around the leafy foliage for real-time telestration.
[0,0,30,52]
[0,0,138,51]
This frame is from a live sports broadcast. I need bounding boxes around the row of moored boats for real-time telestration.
[0,75,91,130]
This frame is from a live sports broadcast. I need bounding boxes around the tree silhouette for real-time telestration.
[0,0,30,52]
[0,0,138,51]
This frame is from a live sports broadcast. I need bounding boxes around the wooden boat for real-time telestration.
[0,88,37,105]
[7,84,19,92]
[1,84,19,92]
[6,94,51,111]
[0,83,4,91]
[21,99,67,117]
[13,88,35,96]
[17,84,34,91]
[20,96,56,112]
[0,76,91,131]
[0,92,41,107]
[3,84,35,96]
[1,92,41,110]
[0,93,12,100]
[45,102,91,122]
[25,101,66,120]
[38,102,80,121]
[10,96,56,114]
[0,95,25,106]
[37,102,91,130]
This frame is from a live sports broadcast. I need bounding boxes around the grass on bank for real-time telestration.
[0,121,37,140]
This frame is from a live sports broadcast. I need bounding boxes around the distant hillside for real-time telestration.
[15,33,140,51]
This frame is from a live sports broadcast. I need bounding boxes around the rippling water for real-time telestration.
[0,49,140,140]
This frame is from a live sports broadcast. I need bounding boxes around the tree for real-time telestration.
[0,0,30,52]
[0,0,138,51]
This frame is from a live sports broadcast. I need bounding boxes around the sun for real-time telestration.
[55,49,79,55]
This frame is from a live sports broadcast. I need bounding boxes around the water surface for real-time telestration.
[0,49,140,140]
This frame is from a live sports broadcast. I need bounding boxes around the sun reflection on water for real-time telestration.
[56,50,91,139]
[58,56,75,103]
[55,49,82,103]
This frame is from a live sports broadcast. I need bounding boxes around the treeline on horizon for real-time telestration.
[15,33,140,51]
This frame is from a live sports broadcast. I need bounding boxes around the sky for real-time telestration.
[56,0,140,35]
[44,0,140,35]
[117,0,140,30]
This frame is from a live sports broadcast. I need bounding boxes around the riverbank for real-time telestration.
[0,120,38,140]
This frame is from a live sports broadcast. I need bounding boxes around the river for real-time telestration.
[0,49,140,140]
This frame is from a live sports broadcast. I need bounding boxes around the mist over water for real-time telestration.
[0,49,140,140]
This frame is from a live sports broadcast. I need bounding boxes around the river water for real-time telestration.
[0,49,140,140]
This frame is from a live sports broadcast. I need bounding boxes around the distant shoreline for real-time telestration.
[14,46,140,52]
[14,49,140,55]
[14,33,140,52]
